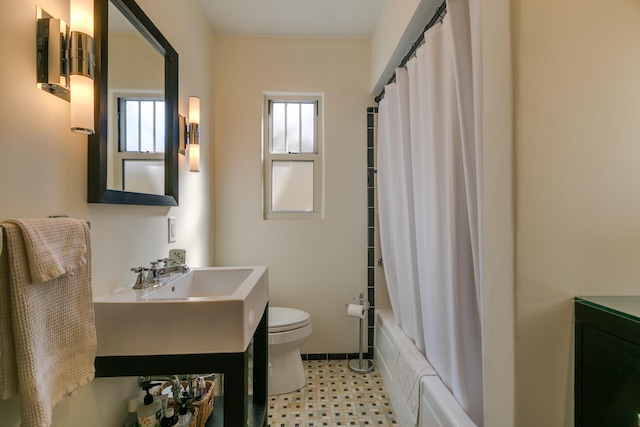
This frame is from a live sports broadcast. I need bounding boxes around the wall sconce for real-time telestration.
[36,0,95,135]
[188,96,201,172]
[180,96,201,172]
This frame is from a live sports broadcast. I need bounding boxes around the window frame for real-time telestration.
[263,93,324,220]
[118,97,166,154]
[108,90,165,191]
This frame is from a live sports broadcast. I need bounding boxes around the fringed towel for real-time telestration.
[0,218,96,427]
[392,327,437,426]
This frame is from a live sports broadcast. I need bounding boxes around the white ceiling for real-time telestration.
[197,0,386,38]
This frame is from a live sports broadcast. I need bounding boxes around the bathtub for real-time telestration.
[375,309,476,427]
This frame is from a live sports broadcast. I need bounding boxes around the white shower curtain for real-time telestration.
[377,0,483,424]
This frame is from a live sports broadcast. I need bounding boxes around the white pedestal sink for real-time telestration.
[93,266,268,356]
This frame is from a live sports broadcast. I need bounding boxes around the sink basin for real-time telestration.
[93,266,268,356]
[145,268,254,300]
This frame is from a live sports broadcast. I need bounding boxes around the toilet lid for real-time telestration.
[269,307,311,333]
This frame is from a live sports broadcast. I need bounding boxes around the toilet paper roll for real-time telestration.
[347,304,366,319]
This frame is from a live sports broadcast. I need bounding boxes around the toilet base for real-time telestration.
[268,348,305,395]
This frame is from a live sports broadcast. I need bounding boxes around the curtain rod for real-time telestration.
[374,1,447,103]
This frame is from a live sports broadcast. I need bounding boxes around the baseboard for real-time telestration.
[302,352,374,361]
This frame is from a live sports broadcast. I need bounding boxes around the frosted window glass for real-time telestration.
[272,103,286,153]
[125,101,139,151]
[300,103,315,153]
[123,160,164,194]
[271,161,313,212]
[140,101,155,152]
[286,104,300,153]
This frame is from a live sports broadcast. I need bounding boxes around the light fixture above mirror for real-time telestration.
[36,0,96,135]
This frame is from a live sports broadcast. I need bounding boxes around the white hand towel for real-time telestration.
[3,218,88,284]
[0,228,18,400]
[0,219,96,427]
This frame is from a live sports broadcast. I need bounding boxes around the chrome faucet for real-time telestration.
[137,374,203,407]
[132,259,189,289]
[138,375,183,404]
[159,258,190,275]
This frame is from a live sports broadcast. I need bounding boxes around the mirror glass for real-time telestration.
[107,3,165,195]
[88,0,179,206]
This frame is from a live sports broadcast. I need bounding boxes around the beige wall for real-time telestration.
[0,0,214,425]
[109,32,163,90]
[213,36,372,354]
[514,0,640,425]
[370,0,420,92]
[481,0,515,425]
[370,0,444,94]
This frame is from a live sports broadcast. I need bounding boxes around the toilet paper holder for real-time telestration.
[345,294,370,319]
[346,292,374,374]
[347,293,370,310]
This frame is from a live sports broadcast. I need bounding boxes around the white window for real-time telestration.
[263,94,323,219]
[119,98,165,153]
[109,93,165,193]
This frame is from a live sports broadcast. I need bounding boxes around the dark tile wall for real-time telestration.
[302,107,378,362]
[365,107,377,360]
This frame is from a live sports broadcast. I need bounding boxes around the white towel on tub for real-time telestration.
[393,332,437,426]
[0,218,96,427]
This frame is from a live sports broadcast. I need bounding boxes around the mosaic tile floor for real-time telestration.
[267,360,399,427]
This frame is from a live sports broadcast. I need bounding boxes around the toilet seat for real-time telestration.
[269,307,311,333]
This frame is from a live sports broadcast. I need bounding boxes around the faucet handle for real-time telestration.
[131,267,148,289]
[147,261,161,282]
[148,261,169,285]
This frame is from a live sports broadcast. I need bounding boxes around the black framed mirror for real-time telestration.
[88,0,179,205]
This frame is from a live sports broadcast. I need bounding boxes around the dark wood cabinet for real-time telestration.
[575,297,640,427]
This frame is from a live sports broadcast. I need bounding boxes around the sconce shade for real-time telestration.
[69,0,95,134]
[189,143,200,172]
[188,96,200,124]
[70,74,94,134]
[70,0,94,37]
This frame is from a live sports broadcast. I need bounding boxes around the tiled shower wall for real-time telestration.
[366,107,378,360]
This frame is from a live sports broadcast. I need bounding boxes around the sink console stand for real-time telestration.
[95,305,268,427]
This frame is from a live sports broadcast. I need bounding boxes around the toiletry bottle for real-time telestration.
[123,396,140,427]
[157,394,169,418]
[177,404,192,427]
[198,377,206,400]
[137,385,163,427]
[160,407,178,427]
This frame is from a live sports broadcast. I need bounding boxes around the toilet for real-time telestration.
[268,306,312,395]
